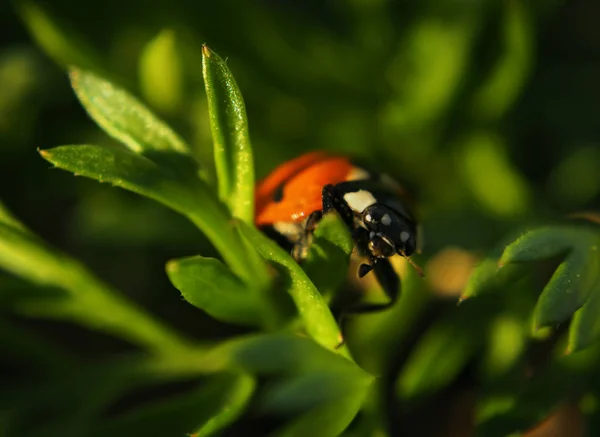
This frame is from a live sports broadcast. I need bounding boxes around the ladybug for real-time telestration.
[255,151,421,313]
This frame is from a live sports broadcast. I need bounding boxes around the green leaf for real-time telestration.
[9,355,173,436]
[202,45,254,223]
[39,145,252,281]
[207,334,364,376]
[0,217,191,357]
[273,393,368,437]
[261,371,372,414]
[0,317,76,376]
[0,200,30,235]
[569,277,600,353]
[139,29,184,114]
[236,222,348,356]
[166,255,260,326]
[192,374,255,437]
[460,132,530,218]
[499,226,600,331]
[568,240,600,353]
[397,299,491,399]
[40,145,194,212]
[384,16,476,128]
[498,226,584,265]
[475,346,599,437]
[69,67,190,155]
[459,258,500,301]
[88,373,254,437]
[303,213,353,298]
[534,248,599,328]
[18,1,104,71]
[470,0,532,121]
[346,264,430,375]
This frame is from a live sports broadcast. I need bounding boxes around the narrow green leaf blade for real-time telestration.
[273,393,368,437]
[303,213,353,298]
[460,258,499,301]
[533,244,600,328]
[88,373,254,437]
[397,299,490,399]
[70,68,189,155]
[166,255,259,326]
[470,0,532,121]
[0,221,191,356]
[568,275,600,353]
[208,334,364,376]
[40,145,196,213]
[202,45,254,223]
[261,371,372,414]
[498,226,582,266]
[193,373,255,437]
[0,200,31,235]
[236,222,347,356]
[39,145,252,280]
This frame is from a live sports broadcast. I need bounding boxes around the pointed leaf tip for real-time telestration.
[202,46,255,223]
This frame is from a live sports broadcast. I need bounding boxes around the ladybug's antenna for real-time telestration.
[399,250,425,277]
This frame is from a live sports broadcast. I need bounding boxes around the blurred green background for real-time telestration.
[1,0,600,435]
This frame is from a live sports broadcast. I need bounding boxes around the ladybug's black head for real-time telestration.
[361,204,417,259]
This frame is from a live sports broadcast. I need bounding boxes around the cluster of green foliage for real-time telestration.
[1,1,600,436]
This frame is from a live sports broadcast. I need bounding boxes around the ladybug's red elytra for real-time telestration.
[255,151,421,312]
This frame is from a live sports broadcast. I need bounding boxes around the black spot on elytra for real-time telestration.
[273,183,285,202]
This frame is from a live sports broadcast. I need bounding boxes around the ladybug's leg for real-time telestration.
[344,259,401,319]
[293,180,355,260]
[346,227,401,312]
[322,184,355,228]
[334,259,400,349]
[292,210,323,262]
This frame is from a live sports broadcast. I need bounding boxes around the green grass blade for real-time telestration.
[236,222,348,357]
[39,145,252,280]
[69,68,190,155]
[202,45,254,223]
[0,221,191,357]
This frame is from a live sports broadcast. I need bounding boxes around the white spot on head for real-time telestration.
[364,214,372,222]
[381,214,392,226]
[344,190,377,213]
[400,231,410,242]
